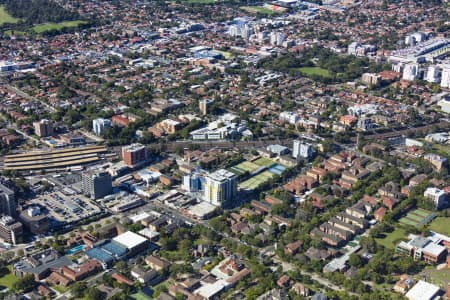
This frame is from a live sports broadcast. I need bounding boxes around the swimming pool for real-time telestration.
[65,244,86,255]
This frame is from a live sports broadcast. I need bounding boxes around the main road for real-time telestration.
[3,84,56,112]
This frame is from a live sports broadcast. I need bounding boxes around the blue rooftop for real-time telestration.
[101,241,128,258]
[85,247,114,265]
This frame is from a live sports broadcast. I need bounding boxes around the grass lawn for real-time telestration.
[131,291,151,300]
[32,20,87,33]
[297,67,331,78]
[0,265,19,289]
[3,30,26,36]
[429,217,450,236]
[183,0,216,3]
[420,266,450,289]
[432,144,450,159]
[375,227,407,249]
[0,6,19,25]
[52,285,68,293]
[217,50,233,59]
[240,6,280,15]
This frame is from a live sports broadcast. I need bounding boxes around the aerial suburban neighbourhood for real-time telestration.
[0,0,449,299]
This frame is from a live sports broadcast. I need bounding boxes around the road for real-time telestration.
[274,257,359,296]
[4,84,56,112]
[147,198,355,295]
[6,123,41,145]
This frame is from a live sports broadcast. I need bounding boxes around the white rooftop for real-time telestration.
[188,201,217,218]
[129,212,151,224]
[138,228,160,239]
[406,280,440,300]
[194,280,228,299]
[209,169,237,182]
[113,231,148,249]
[422,242,446,257]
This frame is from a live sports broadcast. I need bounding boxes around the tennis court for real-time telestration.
[268,164,286,176]
[239,171,275,190]
[414,209,431,217]
[399,209,436,227]
[233,161,261,173]
[253,157,276,168]
[399,218,418,227]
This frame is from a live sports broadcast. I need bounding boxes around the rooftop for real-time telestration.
[113,231,149,249]
[208,169,237,182]
[405,280,440,300]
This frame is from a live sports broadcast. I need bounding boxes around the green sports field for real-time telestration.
[0,6,19,25]
[32,20,87,33]
[297,67,331,78]
[240,6,280,15]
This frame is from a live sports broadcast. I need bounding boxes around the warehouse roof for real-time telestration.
[113,231,148,249]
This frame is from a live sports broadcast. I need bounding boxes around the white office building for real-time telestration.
[441,66,450,88]
[405,32,427,46]
[270,32,285,46]
[424,187,447,209]
[93,118,111,136]
[402,63,419,81]
[279,111,299,124]
[204,169,238,208]
[425,66,440,83]
[293,140,314,159]
[357,117,373,131]
[437,95,450,114]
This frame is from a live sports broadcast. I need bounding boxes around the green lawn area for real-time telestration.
[3,30,26,36]
[420,266,450,289]
[183,0,216,3]
[297,67,331,78]
[217,50,233,59]
[0,265,19,289]
[432,144,450,159]
[375,227,407,249]
[240,6,280,15]
[429,217,450,236]
[131,291,151,300]
[32,20,87,33]
[52,285,68,293]
[0,6,19,25]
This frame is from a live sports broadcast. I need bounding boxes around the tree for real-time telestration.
[349,253,362,268]
[85,287,105,300]
[71,282,87,298]
[13,274,36,292]
[115,261,128,273]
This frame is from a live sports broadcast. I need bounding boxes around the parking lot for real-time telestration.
[33,190,101,223]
